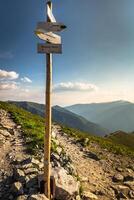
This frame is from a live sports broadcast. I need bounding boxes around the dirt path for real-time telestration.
[0,109,28,199]
[55,125,118,200]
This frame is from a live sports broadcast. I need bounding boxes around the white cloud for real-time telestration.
[0,69,19,80]
[53,82,98,92]
[21,77,32,83]
[0,82,18,90]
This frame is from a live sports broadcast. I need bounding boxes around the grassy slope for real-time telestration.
[0,101,134,157]
[61,126,134,157]
[0,101,45,152]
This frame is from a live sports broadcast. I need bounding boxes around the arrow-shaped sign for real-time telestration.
[35,30,61,44]
[37,22,66,32]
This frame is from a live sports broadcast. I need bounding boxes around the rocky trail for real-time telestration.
[0,109,134,200]
[55,125,134,200]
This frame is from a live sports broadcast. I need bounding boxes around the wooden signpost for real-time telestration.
[35,1,66,199]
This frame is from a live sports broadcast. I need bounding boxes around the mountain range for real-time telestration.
[9,101,108,136]
[66,100,134,132]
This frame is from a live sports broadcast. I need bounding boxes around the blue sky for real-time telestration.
[0,0,134,105]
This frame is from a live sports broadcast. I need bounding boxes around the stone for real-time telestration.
[56,147,62,155]
[116,167,123,172]
[124,175,134,182]
[26,174,37,188]
[51,153,60,161]
[31,158,40,166]
[24,168,38,175]
[52,130,56,138]
[82,191,98,200]
[14,169,25,182]
[124,181,134,190]
[11,182,24,195]
[0,129,11,137]
[17,195,28,200]
[28,194,49,200]
[51,167,80,200]
[113,185,129,196]
[113,174,124,182]
[129,190,134,199]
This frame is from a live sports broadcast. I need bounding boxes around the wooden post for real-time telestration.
[44,1,52,199]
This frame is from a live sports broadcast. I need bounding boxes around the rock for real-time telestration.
[81,177,89,182]
[24,168,38,175]
[31,158,40,166]
[56,147,62,155]
[52,130,56,138]
[28,194,49,200]
[124,175,134,182]
[82,191,98,200]
[76,195,81,200]
[113,174,124,182]
[11,182,24,195]
[51,153,60,161]
[129,190,134,199]
[113,185,129,196]
[0,129,11,137]
[116,167,123,172]
[21,163,33,169]
[51,167,80,200]
[124,181,134,190]
[26,174,38,188]
[14,169,25,182]
[17,195,28,200]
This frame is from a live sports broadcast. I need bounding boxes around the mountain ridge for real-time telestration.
[66,100,134,132]
[8,101,108,136]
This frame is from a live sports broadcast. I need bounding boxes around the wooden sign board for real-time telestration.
[47,4,56,22]
[37,22,66,32]
[35,30,61,44]
[38,43,62,54]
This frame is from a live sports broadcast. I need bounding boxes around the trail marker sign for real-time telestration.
[35,1,66,199]
[35,30,61,44]
[37,43,62,54]
[37,22,66,32]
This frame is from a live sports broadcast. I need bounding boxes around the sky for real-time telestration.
[0,0,134,106]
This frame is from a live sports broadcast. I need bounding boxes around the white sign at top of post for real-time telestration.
[47,4,56,22]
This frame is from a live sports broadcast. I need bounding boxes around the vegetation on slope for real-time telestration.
[0,101,45,153]
[0,101,134,157]
[61,126,134,157]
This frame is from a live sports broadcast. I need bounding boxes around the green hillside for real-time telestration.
[107,131,134,151]
[0,101,134,157]
[9,101,108,136]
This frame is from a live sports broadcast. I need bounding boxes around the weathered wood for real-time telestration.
[37,22,66,32]
[38,43,62,54]
[44,1,52,199]
[47,4,56,22]
[35,30,61,44]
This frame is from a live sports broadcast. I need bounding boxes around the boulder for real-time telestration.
[11,182,24,195]
[51,167,80,200]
